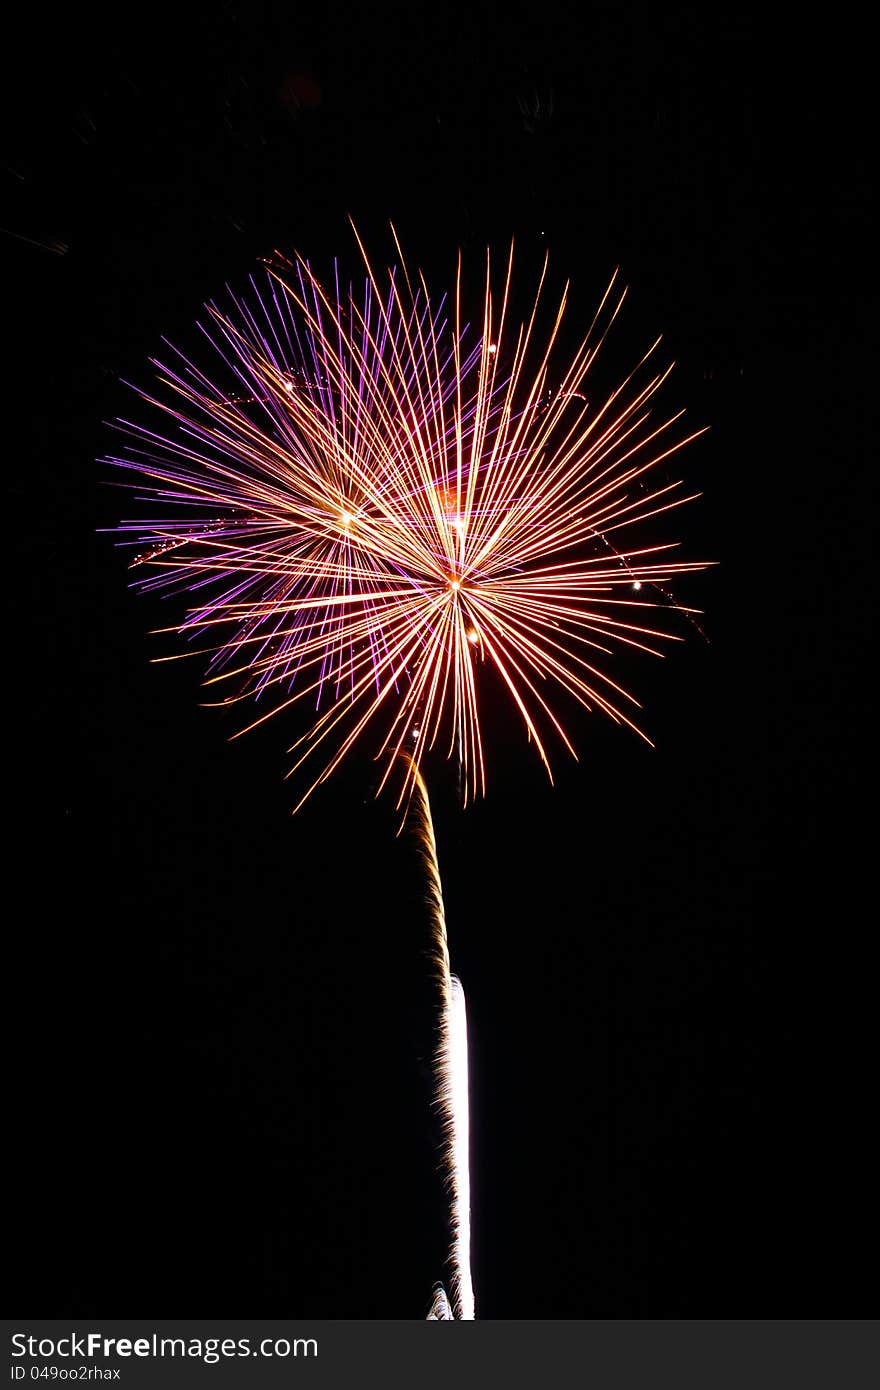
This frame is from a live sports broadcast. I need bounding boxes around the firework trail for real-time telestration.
[408,763,474,1320]
[108,226,708,817]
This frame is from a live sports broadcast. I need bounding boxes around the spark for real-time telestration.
[108,226,709,813]
[427,1286,453,1320]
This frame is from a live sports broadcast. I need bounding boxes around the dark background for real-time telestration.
[5,5,871,1315]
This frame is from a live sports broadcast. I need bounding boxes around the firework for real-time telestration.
[409,765,474,1320]
[108,226,707,814]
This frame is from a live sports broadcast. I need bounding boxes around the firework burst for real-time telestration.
[108,226,707,813]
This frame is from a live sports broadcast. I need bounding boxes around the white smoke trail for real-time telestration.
[408,765,475,1320]
[442,974,474,1319]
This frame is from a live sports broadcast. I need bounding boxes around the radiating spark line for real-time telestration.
[107,227,710,813]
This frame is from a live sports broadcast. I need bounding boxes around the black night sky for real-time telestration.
[5,5,872,1316]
